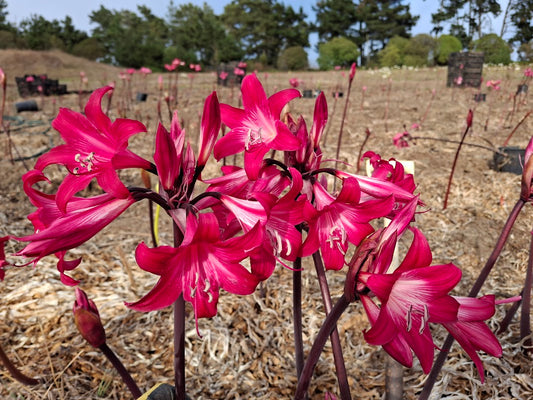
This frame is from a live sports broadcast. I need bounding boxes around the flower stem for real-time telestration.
[99,343,142,399]
[443,110,473,210]
[502,110,532,148]
[419,198,525,400]
[312,252,351,400]
[293,258,304,380]
[334,78,355,182]
[294,295,350,400]
[0,342,40,386]
[173,222,186,400]
[520,233,533,352]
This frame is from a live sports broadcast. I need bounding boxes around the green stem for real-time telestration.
[293,258,305,381]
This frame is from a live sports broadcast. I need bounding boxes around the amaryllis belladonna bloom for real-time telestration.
[35,86,151,211]
[301,178,394,270]
[16,170,135,282]
[214,73,301,179]
[127,213,263,326]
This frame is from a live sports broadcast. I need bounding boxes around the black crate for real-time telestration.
[447,52,484,88]
[15,74,68,97]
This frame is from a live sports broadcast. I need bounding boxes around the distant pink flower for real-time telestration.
[195,64,202,72]
[126,68,135,75]
[164,64,176,72]
[524,67,533,77]
[214,74,301,179]
[219,71,228,80]
[393,131,411,148]
[0,68,5,86]
[139,67,152,76]
[126,213,263,324]
[158,75,163,90]
[410,123,420,130]
[25,76,34,82]
[362,85,367,92]
[289,78,301,88]
[334,65,341,71]
[486,79,501,90]
[79,71,86,78]
[238,61,247,69]
[35,86,151,210]
[234,67,245,76]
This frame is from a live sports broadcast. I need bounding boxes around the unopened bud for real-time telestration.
[466,109,473,127]
[349,62,356,82]
[73,288,106,348]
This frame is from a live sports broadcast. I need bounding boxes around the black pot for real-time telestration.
[333,91,344,98]
[517,84,528,95]
[136,92,148,102]
[15,100,39,112]
[302,89,314,98]
[492,146,525,175]
[473,93,486,102]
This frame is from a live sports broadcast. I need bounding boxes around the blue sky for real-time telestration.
[6,0,510,65]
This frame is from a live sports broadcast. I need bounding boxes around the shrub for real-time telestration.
[0,30,16,49]
[379,45,402,67]
[378,36,409,67]
[435,35,463,65]
[317,37,359,70]
[71,38,106,61]
[474,33,511,64]
[404,34,437,66]
[277,46,308,70]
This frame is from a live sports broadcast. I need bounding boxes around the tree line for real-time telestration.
[0,0,531,70]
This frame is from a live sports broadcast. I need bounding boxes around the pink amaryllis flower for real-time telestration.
[214,73,301,179]
[15,170,135,281]
[35,86,151,211]
[442,295,502,382]
[126,213,263,325]
[301,178,394,270]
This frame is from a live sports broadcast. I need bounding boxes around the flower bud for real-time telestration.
[466,109,473,128]
[73,288,106,348]
[349,62,357,82]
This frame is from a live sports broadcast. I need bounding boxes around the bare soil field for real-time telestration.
[1,49,532,399]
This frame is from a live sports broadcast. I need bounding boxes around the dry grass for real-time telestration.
[1,50,532,399]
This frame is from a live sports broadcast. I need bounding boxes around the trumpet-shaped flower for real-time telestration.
[16,170,135,278]
[127,213,263,323]
[214,74,301,179]
[442,295,502,382]
[301,178,393,270]
[35,86,151,211]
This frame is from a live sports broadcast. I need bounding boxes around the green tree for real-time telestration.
[317,36,359,70]
[518,41,533,62]
[314,0,418,66]
[435,34,463,65]
[222,0,309,66]
[71,37,106,60]
[168,3,242,66]
[277,46,308,70]
[431,0,501,45]
[474,33,512,64]
[19,15,64,50]
[90,5,167,68]
[508,0,533,48]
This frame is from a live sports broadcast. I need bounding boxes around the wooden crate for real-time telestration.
[447,52,484,88]
[15,74,68,97]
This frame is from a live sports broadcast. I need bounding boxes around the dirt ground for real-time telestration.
[1,50,532,399]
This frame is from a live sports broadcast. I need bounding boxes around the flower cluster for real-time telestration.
[3,73,504,392]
